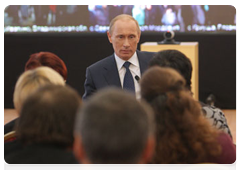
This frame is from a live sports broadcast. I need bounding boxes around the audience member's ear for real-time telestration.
[139,136,156,164]
[73,134,88,164]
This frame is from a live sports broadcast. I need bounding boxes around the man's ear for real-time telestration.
[137,31,141,43]
[107,31,112,43]
[73,134,87,163]
[139,135,155,164]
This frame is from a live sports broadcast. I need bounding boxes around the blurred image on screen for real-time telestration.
[4,5,236,33]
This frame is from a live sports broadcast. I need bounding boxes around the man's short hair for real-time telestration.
[74,88,154,163]
[16,85,81,148]
[108,14,140,35]
[149,50,192,91]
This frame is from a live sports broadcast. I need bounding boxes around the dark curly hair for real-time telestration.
[140,67,221,164]
[149,50,192,91]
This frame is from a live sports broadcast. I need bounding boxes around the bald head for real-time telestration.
[108,14,141,35]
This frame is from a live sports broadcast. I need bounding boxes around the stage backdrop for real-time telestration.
[4,32,236,109]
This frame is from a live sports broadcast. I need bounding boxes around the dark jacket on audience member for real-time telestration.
[4,140,79,164]
[207,132,236,164]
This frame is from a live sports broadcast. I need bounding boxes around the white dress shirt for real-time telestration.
[114,52,141,99]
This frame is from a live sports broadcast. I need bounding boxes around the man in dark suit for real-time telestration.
[83,14,155,99]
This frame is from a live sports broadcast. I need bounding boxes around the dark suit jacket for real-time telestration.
[82,50,155,99]
[4,140,79,164]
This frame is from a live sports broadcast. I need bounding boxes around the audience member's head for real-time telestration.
[141,66,186,103]
[25,51,68,81]
[149,50,192,90]
[13,66,65,113]
[140,67,221,163]
[74,88,155,164]
[16,85,81,148]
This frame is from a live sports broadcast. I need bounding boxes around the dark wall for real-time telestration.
[4,32,236,109]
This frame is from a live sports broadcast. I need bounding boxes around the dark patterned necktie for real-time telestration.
[123,61,135,93]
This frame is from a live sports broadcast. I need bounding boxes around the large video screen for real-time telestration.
[4,5,236,33]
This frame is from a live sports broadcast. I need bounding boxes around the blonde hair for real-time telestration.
[108,14,140,35]
[13,66,65,113]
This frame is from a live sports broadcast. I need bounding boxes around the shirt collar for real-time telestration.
[114,52,138,71]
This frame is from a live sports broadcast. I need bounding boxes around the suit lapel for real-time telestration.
[103,55,122,87]
[137,50,148,75]
[102,51,149,87]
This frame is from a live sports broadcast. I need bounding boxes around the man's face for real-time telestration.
[107,19,141,61]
